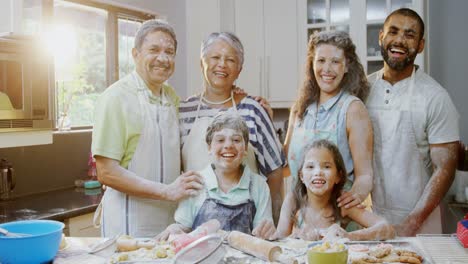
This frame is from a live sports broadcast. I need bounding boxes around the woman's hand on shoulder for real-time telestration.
[254,96,273,120]
[232,86,273,119]
[252,219,277,240]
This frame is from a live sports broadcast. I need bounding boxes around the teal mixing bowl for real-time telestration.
[0,219,65,264]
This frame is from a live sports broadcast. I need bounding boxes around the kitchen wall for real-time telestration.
[428,0,468,233]
[0,131,92,196]
[428,0,468,143]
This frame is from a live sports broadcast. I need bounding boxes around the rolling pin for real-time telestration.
[116,236,156,252]
[227,231,298,264]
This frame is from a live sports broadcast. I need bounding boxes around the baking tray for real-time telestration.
[344,240,433,264]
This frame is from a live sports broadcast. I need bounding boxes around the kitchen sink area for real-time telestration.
[0,187,102,224]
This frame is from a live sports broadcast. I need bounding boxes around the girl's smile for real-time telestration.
[301,147,341,196]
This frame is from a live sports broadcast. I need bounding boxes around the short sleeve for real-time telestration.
[251,175,273,228]
[174,196,198,229]
[426,90,460,144]
[92,92,127,161]
[242,98,286,176]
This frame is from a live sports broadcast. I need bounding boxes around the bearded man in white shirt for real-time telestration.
[367,8,459,236]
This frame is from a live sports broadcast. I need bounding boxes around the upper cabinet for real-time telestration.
[185,0,221,97]
[0,1,54,148]
[0,0,22,33]
[233,0,299,108]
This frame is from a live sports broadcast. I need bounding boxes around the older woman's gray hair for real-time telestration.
[134,19,177,52]
[205,112,249,146]
[200,32,244,69]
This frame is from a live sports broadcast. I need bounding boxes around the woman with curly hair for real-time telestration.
[284,31,373,213]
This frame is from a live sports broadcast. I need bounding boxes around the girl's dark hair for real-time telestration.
[294,31,369,120]
[292,139,347,226]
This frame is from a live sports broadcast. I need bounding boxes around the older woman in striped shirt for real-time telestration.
[179,32,285,223]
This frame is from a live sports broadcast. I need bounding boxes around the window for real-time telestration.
[118,17,142,79]
[53,0,107,128]
[22,0,153,129]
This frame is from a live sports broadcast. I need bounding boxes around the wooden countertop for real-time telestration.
[0,187,102,223]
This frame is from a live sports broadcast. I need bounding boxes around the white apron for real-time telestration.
[181,92,258,174]
[97,72,180,238]
[369,68,441,233]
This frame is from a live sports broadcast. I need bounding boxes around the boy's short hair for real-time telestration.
[205,112,249,145]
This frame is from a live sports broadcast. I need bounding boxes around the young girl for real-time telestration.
[276,139,394,241]
[157,113,276,240]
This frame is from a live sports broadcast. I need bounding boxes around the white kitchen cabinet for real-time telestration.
[185,0,221,97]
[185,0,300,108]
[0,0,23,33]
[231,0,300,108]
[298,0,425,75]
[65,212,100,237]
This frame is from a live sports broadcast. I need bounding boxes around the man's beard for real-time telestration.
[380,44,418,71]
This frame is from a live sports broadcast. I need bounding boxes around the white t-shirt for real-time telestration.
[367,68,460,170]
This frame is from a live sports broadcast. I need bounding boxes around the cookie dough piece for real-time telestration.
[382,255,422,264]
[349,244,370,252]
[395,249,423,262]
[369,246,392,258]
[351,255,383,264]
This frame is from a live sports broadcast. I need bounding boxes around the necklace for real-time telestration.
[201,91,233,105]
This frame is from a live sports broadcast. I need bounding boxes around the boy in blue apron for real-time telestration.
[157,113,276,240]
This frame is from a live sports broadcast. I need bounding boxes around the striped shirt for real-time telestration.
[179,95,285,177]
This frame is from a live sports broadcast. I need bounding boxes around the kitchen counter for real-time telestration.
[54,236,441,264]
[0,187,102,224]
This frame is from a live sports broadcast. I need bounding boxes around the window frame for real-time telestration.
[40,0,155,130]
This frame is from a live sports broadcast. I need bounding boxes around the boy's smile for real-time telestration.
[208,128,247,170]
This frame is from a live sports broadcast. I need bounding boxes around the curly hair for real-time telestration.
[292,139,347,225]
[294,31,369,120]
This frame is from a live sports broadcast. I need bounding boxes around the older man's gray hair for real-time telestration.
[134,19,177,51]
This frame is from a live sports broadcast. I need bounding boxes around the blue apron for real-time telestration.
[192,175,256,233]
